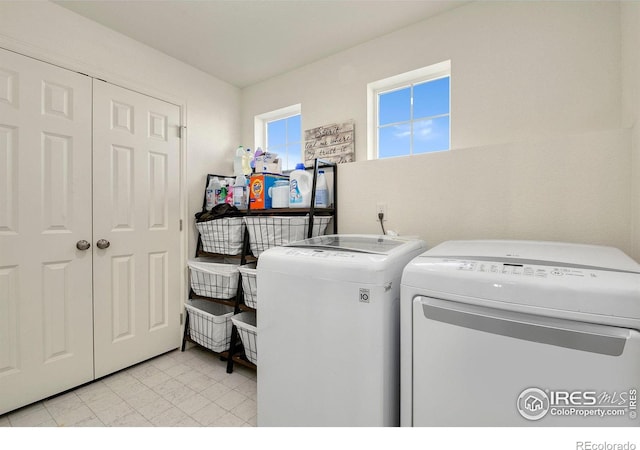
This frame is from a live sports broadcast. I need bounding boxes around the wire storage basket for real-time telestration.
[185,299,235,353]
[196,217,245,255]
[238,264,258,309]
[188,259,239,299]
[231,311,257,365]
[244,215,332,257]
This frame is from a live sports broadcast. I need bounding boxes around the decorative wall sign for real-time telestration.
[304,120,355,165]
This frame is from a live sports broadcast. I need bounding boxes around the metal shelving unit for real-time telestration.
[182,159,338,373]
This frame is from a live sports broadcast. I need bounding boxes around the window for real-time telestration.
[255,104,302,171]
[368,61,450,159]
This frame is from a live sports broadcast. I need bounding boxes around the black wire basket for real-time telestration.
[195,217,245,255]
[244,215,332,257]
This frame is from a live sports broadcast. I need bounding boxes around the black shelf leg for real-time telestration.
[226,325,239,373]
[181,310,190,352]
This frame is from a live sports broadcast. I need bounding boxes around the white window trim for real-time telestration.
[254,103,302,152]
[367,60,451,160]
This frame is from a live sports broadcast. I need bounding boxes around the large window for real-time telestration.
[255,104,302,171]
[368,61,450,159]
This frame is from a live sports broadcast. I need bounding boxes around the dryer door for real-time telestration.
[412,296,640,426]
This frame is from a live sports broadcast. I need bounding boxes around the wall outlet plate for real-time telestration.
[376,203,387,220]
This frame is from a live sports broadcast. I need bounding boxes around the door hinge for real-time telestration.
[178,126,186,138]
[180,219,183,231]
[180,313,184,325]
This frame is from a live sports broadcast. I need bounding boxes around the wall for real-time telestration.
[622,1,640,260]
[0,1,241,258]
[241,1,634,256]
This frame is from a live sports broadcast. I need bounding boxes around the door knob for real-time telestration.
[76,240,91,251]
[96,239,110,249]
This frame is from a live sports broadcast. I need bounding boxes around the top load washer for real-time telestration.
[400,240,640,426]
[258,234,426,426]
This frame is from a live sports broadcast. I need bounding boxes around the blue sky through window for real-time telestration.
[378,76,450,158]
[267,114,302,171]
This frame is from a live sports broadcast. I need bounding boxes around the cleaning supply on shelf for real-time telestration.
[243,148,253,175]
[225,178,235,205]
[314,170,328,208]
[233,145,245,176]
[270,179,290,208]
[250,173,289,209]
[289,163,312,208]
[217,179,228,205]
[205,176,220,211]
[251,147,263,171]
[233,175,248,210]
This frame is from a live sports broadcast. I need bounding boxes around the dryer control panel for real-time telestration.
[447,259,596,279]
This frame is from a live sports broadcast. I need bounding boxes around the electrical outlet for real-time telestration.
[376,203,387,220]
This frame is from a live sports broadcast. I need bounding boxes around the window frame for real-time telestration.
[367,60,451,160]
[254,104,302,171]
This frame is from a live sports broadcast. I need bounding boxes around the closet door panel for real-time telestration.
[93,80,181,378]
[0,48,94,415]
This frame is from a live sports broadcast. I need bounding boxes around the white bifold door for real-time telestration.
[92,79,181,379]
[0,48,182,415]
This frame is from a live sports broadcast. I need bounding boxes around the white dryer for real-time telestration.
[400,240,640,427]
[258,234,427,426]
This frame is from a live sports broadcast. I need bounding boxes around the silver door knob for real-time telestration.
[76,240,91,251]
[96,239,110,249]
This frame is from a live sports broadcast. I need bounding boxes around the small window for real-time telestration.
[255,104,302,171]
[368,61,450,159]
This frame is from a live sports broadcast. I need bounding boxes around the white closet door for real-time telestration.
[92,80,181,378]
[0,48,94,415]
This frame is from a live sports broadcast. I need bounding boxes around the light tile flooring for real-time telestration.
[0,344,256,427]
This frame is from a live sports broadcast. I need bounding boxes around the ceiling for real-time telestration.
[54,0,468,88]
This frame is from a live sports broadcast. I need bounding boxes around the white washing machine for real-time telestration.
[400,240,640,427]
[257,234,427,427]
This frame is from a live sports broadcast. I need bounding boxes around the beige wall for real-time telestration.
[622,1,640,260]
[338,129,630,250]
[241,1,635,258]
[0,1,241,258]
[2,1,634,260]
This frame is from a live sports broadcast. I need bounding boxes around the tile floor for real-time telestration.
[0,344,256,427]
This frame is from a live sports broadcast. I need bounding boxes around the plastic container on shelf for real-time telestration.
[289,163,312,208]
[205,177,220,211]
[233,175,248,210]
[225,179,234,205]
[270,179,289,208]
[185,299,235,353]
[314,170,328,208]
[233,145,245,177]
[216,179,228,205]
[231,311,257,365]
[243,148,253,175]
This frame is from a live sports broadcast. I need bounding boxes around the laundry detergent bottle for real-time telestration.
[314,170,328,208]
[289,163,312,208]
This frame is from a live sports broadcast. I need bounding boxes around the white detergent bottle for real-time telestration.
[314,170,328,208]
[289,163,312,208]
[233,145,244,176]
[217,179,228,205]
[205,177,220,210]
[242,148,253,175]
[233,175,248,210]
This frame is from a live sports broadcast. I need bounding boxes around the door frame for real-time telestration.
[0,37,189,343]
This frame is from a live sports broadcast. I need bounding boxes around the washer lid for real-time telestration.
[286,234,416,255]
